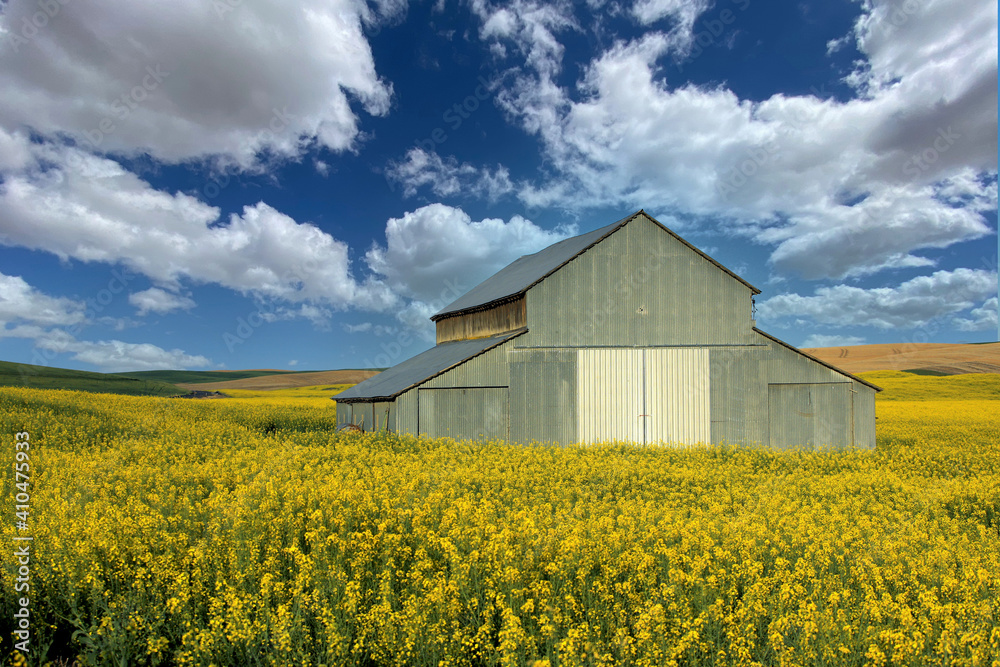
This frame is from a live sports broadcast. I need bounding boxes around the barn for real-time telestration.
[334,210,880,449]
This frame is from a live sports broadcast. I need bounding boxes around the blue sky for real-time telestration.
[0,0,996,373]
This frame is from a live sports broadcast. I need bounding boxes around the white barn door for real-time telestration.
[645,348,711,445]
[577,348,710,445]
[577,349,645,444]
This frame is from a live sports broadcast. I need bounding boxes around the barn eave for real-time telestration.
[333,328,528,403]
[753,327,882,392]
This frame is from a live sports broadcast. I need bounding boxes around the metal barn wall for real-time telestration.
[509,347,578,445]
[759,331,856,385]
[352,402,374,431]
[852,385,877,449]
[520,215,755,349]
[420,338,514,389]
[370,401,395,433]
[417,387,508,441]
[767,383,852,450]
[334,401,395,432]
[392,338,516,441]
[577,348,644,444]
[336,401,352,426]
[758,331,876,450]
[708,346,768,446]
[396,391,418,436]
[646,348,711,445]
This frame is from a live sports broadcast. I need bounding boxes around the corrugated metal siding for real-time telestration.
[351,402,374,431]
[335,402,352,426]
[760,330,856,384]
[433,216,629,318]
[576,348,710,445]
[758,330,876,450]
[522,215,754,349]
[509,348,577,445]
[335,399,398,432]
[421,338,513,388]
[396,390,418,436]
[396,339,516,442]
[853,385,876,450]
[370,401,395,432]
[768,383,852,450]
[417,387,508,441]
[335,331,522,401]
[647,348,711,445]
[709,346,768,446]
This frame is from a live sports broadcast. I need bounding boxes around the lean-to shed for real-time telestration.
[335,210,880,449]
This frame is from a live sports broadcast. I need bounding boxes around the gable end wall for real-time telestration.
[520,215,755,348]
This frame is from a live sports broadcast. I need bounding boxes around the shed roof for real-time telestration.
[332,328,526,402]
[432,210,761,320]
[753,327,882,392]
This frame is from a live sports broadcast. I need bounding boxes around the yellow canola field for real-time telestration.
[1,372,998,667]
[219,384,356,408]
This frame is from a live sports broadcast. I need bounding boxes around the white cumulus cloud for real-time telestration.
[364,203,576,335]
[631,0,715,55]
[386,148,514,201]
[129,288,196,316]
[471,0,997,281]
[0,127,32,171]
[953,297,998,332]
[366,203,575,304]
[757,269,998,329]
[0,145,398,311]
[0,272,209,371]
[0,0,400,169]
[800,334,867,349]
[0,271,85,328]
[34,329,211,372]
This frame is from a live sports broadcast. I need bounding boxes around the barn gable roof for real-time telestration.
[333,328,526,402]
[432,210,760,321]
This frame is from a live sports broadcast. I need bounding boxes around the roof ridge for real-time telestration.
[432,210,760,321]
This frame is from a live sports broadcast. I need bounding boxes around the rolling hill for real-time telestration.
[0,360,381,396]
[803,341,1000,375]
[112,369,311,384]
[175,369,381,391]
[5,340,996,399]
[0,360,186,396]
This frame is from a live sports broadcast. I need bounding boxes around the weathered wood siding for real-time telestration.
[436,297,526,343]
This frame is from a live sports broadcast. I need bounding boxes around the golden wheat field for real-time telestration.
[1,372,998,667]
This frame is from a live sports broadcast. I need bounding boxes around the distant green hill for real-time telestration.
[112,369,310,385]
[0,361,186,397]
